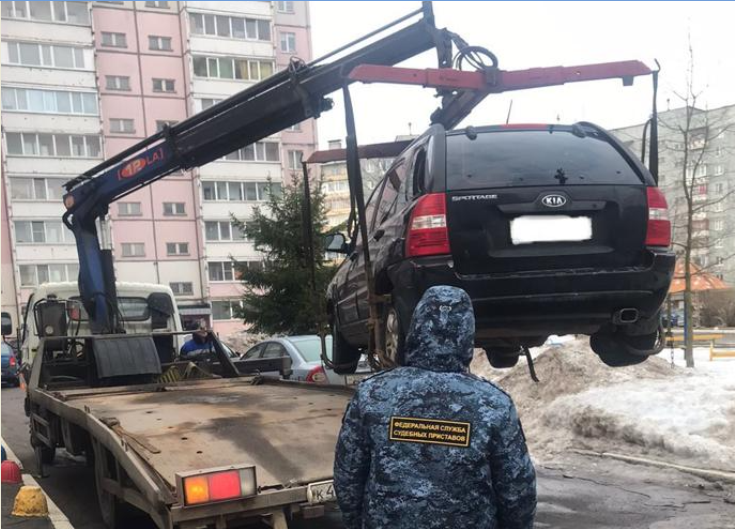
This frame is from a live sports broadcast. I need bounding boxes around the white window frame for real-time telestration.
[5,132,101,159]
[276,1,295,14]
[149,36,173,51]
[118,202,142,216]
[166,242,189,256]
[714,165,724,176]
[2,87,98,115]
[155,120,178,132]
[18,263,79,287]
[189,13,270,41]
[170,282,193,296]
[2,1,90,25]
[221,142,280,163]
[204,221,247,242]
[14,220,69,244]
[110,118,135,134]
[6,41,86,69]
[286,123,301,132]
[287,149,303,170]
[199,98,223,111]
[192,56,274,81]
[145,1,169,8]
[121,242,146,257]
[279,32,296,53]
[9,177,68,201]
[101,32,127,48]
[208,261,235,282]
[212,299,242,320]
[106,75,131,91]
[152,78,175,93]
[163,202,186,216]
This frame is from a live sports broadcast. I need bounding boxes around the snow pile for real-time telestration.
[220,330,265,354]
[472,337,735,471]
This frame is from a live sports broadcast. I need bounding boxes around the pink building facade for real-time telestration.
[1,1,317,336]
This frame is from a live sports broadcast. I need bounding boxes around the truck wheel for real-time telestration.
[331,319,361,375]
[381,304,405,366]
[95,448,134,529]
[484,348,520,369]
[30,426,55,465]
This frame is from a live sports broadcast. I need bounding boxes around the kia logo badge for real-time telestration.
[541,194,567,208]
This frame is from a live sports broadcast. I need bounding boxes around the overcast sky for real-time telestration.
[309,1,735,148]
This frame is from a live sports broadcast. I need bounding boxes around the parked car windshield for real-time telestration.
[446,129,643,190]
[289,336,333,362]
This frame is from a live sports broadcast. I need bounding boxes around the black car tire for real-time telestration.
[590,333,655,367]
[484,348,521,369]
[331,319,361,375]
[381,304,406,367]
[95,448,137,529]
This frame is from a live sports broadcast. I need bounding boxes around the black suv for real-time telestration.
[327,123,675,371]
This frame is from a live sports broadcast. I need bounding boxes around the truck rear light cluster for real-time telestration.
[406,193,451,258]
[645,187,671,247]
[306,365,327,383]
[179,466,257,506]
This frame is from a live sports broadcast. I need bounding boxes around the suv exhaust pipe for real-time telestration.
[613,308,639,325]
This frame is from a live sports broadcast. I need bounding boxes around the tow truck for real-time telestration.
[22,3,662,528]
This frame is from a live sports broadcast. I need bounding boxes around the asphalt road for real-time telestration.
[2,385,733,529]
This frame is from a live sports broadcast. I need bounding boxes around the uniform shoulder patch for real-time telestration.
[389,416,471,448]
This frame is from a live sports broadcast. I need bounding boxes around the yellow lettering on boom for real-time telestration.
[389,417,471,448]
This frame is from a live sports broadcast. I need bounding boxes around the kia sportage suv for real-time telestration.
[326,122,675,372]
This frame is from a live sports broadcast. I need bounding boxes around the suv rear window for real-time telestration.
[446,129,643,190]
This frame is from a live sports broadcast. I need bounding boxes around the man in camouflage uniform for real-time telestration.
[334,285,536,529]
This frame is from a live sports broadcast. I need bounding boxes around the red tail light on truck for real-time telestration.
[178,466,257,506]
[406,193,451,258]
[645,187,671,247]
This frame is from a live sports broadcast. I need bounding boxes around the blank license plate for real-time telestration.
[346,374,369,385]
[307,480,336,504]
[511,215,592,244]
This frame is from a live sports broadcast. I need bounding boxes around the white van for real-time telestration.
[20,282,183,365]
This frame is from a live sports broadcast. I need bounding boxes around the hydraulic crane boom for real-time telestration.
[63,2,451,333]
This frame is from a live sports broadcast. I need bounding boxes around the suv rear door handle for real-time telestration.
[373,228,385,241]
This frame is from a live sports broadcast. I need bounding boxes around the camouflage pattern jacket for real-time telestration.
[334,286,537,529]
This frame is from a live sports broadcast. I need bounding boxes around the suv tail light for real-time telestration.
[180,466,257,506]
[645,187,671,247]
[306,365,327,384]
[406,193,450,258]
[9,355,16,367]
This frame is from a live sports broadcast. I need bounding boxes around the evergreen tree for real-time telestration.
[232,176,337,335]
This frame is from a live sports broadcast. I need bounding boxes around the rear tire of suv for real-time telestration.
[331,319,361,375]
[381,304,406,367]
[485,348,521,369]
[590,332,656,367]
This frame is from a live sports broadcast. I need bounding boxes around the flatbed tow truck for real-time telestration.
[22,3,662,528]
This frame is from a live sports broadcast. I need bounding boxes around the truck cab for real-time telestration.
[19,282,183,367]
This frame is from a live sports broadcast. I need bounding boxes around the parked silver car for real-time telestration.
[241,336,372,385]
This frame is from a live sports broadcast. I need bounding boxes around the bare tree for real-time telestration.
[659,41,735,367]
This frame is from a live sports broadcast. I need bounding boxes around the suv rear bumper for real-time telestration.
[388,250,676,344]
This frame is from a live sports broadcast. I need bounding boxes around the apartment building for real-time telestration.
[1,1,317,333]
[612,104,735,285]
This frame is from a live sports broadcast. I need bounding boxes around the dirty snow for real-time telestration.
[471,337,735,472]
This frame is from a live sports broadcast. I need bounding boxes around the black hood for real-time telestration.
[403,286,475,373]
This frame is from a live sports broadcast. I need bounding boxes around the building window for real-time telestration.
[163,202,186,216]
[1,87,98,115]
[208,261,234,282]
[202,181,281,202]
[118,202,142,216]
[5,132,101,158]
[221,142,280,162]
[166,242,189,256]
[287,123,301,132]
[716,147,723,157]
[101,32,127,48]
[279,32,296,53]
[199,98,223,111]
[155,120,178,132]
[212,300,241,320]
[121,243,145,257]
[189,13,270,41]
[714,165,725,176]
[192,56,274,81]
[145,1,169,8]
[6,41,86,69]
[10,178,66,201]
[15,221,68,244]
[106,75,131,91]
[149,36,172,51]
[713,219,724,231]
[170,282,193,296]
[152,78,175,93]
[19,263,79,287]
[276,1,295,13]
[715,182,726,194]
[287,150,303,170]
[714,201,724,213]
[2,1,90,25]
[204,221,247,242]
[110,118,135,134]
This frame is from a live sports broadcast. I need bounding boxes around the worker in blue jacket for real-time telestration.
[334,285,537,529]
[179,320,214,359]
